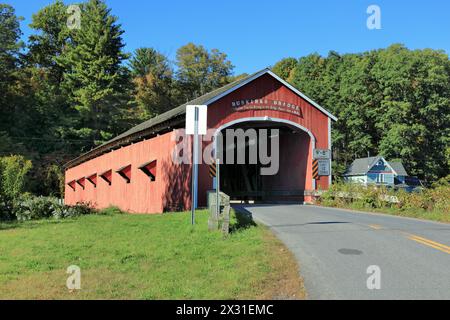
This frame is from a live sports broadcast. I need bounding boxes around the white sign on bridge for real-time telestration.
[186,105,207,135]
[318,159,331,176]
[313,149,331,160]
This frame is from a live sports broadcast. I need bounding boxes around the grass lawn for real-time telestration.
[0,209,305,300]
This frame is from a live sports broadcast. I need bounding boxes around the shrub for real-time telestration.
[14,195,57,221]
[319,181,449,217]
[52,201,94,219]
[0,155,32,220]
[68,202,95,217]
[14,195,95,221]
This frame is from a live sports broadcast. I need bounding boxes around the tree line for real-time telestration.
[0,0,449,198]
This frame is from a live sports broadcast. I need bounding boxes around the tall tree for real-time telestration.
[58,0,131,144]
[0,4,23,136]
[176,43,234,101]
[27,0,69,83]
[129,48,175,119]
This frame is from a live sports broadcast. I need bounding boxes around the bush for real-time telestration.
[0,155,32,220]
[14,195,57,221]
[319,181,450,217]
[67,202,95,217]
[14,195,95,221]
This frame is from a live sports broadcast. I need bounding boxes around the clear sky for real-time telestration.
[6,0,450,74]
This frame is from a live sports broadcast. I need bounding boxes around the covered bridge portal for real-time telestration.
[64,69,337,213]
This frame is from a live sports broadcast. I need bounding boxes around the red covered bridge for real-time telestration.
[64,69,337,213]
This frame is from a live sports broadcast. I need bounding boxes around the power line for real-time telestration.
[7,136,95,142]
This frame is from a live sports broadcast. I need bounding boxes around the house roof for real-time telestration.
[344,156,409,176]
[389,161,408,176]
[344,156,381,176]
[65,68,337,169]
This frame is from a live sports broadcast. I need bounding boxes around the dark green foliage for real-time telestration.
[14,195,56,221]
[44,164,65,198]
[0,155,32,220]
[14,195,94,221]
[0,4,23,139]
[57,0,132,145]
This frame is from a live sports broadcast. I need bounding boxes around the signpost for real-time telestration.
[186,105,207,225]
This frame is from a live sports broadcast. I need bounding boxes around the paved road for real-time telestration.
[236,204,450,300]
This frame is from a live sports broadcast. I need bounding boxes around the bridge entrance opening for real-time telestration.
[217,121,311,202]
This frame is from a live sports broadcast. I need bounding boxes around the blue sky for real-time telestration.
[6,0,450,74]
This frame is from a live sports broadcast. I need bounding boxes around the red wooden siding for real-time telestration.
[65,132,191,213]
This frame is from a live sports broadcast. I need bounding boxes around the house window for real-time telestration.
[139,160,157,181]
[116,165,131,183]
[100,169,112,185]
[376,174,390,184]
[375,174,382,183]
[86,174,97,188]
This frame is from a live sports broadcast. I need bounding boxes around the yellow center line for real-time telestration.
[368,224,382,230]
[407,234,450,255]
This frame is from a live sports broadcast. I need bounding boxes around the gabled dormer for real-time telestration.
[344,156,408,186]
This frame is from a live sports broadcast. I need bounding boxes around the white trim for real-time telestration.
[204,69,269,106]
[367,156,398,176]
[380,157,398,176]
[204,69,338,122]
[212,117,317,191]
[267,71,338,121]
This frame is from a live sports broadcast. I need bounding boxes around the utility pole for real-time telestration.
[186,105,207,226]
[191,107,199,225]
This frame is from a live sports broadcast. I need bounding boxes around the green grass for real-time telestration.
[0,210,304,300]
